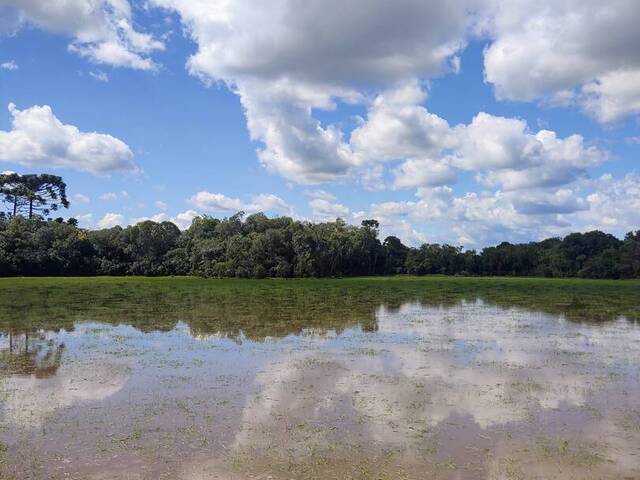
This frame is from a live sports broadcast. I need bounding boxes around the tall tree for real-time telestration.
[0,173,28,217]
[1,174,69,218]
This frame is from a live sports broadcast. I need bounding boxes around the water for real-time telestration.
[1,278,639,479]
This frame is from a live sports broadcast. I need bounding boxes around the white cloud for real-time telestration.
[189,191,292,215]
[88,71,109,82]
[0,103,137,174]
[1,60,17,70]
[155,200,168,210]
[581,69,640,123]
[147,0,475,183]
[75,213,93,226]
[2,0,163,70]
[392,158,456,189]
[239,79,356,184]
[304,190,336,202]
[80,0,621,189]
[235,75,605,192]
[7,1,640,127]
[129,212,170,225]
[251,194,293,215]
[130,209,199,230]
[151,0,471,87]
[72,193,90,204]
[189,192,244,213]
[99,192,118,201]
[309,198,350,220]
[172,209,198,230]
[483,1,640,123]
[97,212,124,228]
[351,81,454,163]
[577,174,640,235]
[511,189,587,216]
[360,172,640,247]
[352,86,605,192]
[452,113,604,190]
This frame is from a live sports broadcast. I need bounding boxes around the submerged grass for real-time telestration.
[1,275,639,333]
[1,276,639,479]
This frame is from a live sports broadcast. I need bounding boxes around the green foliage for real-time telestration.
[0,212,638,279]
[0,173,69,218]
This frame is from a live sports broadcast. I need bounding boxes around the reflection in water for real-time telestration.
[1,331,64,378]
[0,279,639,479]
[1,328,129,429]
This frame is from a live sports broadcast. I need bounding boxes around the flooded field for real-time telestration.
[1,277,639,479]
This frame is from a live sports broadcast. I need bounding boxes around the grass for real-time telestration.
[0,275,638,340]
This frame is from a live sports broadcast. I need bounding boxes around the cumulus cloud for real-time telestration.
[352,86,605,192]
[240,80,355,183]
[23,0,613,188]
[99,192,117,201]
[581,69,640,123]
[172,209,198,230]
[351,81,454,163]
[512,189,587,216]
[309,198,350,220]
[97,212,124,228]
[72,193,90,204]
[128,212,170,225]
[304,189,337,202]
[75,213,93,226]
[361,172,640,247]
[150,0,471,86]
[577,174,640,234]
[6,0,633,245]
[0,103,137,174]
[8,1,640,127]
[392,158,456,189]
[129,209,199,230]
[453,113,604,190]
[483,0,640,123]
[2,0,163,70]
[189,191,292,216]
[147,0,477,183]
[140,0,625,189]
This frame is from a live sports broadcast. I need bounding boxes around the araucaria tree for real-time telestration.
[0,173,27,217]
[0,173,69,218]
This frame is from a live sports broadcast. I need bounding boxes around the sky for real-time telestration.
[0,0,639,248]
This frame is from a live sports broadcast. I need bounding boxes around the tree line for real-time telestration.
[0,212,639,279]
[0,173,638,278]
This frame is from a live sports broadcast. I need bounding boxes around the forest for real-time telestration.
[1,173,639,278]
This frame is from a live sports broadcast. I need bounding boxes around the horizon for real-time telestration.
[1,1,639,248]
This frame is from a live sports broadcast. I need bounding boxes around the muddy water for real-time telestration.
[1,278,639,479]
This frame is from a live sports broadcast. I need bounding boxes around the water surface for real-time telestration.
[1,277,639,479]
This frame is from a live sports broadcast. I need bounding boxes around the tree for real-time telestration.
[0,199,638,279]
[0,174,69,218]
[0,173,28,217]
[383,236,409,274]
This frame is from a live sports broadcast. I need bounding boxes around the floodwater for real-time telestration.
[1,278,639,479]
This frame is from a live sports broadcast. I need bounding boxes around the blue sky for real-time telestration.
[0,1,639,247]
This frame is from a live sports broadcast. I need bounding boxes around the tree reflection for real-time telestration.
[0,278,637,342]
[1,331,64,377]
